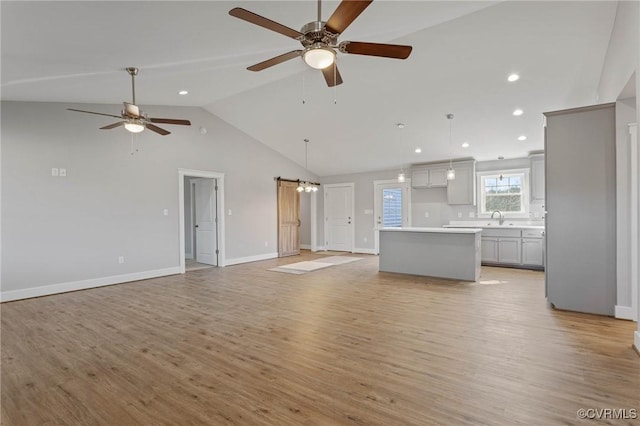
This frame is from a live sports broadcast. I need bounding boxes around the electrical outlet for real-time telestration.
[457,212,462,218]
[424,211,430,218]
[468,212,475,218]
[59,168,67,177]
[51,168,59,177]
[163,209,169,216]
[228,209,232,216]
[264,241,268,247]
[363,237,368,243]
[118,256,125,264]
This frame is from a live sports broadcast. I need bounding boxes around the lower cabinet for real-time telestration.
[480,228,544,269]
[497,238,522,264]
[481,237,521,264]
[522,238,544,266]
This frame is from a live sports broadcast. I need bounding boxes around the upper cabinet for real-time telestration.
[530,154,545,202]
[411,164,448,188]
[447,160,476,205]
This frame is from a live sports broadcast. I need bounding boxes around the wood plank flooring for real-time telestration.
[2,252,638,425]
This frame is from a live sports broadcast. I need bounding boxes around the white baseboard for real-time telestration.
[615,305,636,320]
[185,253,194,260]
[635,331,640,355]
[311,246,325,252]
[225,252,278,266]
[354,247,377,255]
[300,244,312,250]
[0,266,181,303]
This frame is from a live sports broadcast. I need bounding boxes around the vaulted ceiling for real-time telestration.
[1,1,617,176]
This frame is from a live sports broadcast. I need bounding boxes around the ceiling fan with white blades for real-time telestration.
[229,0,413,87]
[67,67,191,136]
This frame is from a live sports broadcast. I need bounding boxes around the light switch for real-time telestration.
[228,209,232,216]
[59,168,67,177]
[51,168,59,177]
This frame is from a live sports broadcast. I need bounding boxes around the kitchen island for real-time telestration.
[379,227,482,281]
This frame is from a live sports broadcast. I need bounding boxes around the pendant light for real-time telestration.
[397,123,406,182]
[446,114,456,180]
[297,139,319,193]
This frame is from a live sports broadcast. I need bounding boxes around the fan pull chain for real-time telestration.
[130,133,139,156]
[302,72,306,105]
[333,61,337,105]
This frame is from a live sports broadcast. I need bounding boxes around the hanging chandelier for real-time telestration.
[297,139,320,192]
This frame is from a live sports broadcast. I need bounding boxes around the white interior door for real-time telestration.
[324,184,354,252]
[374,180,411,253]
[194,178,217,266]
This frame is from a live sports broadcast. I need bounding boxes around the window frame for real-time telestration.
[476,168,530,218]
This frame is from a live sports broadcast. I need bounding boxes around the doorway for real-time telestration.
[178,169,225,272]
[373,179,411,254]
[324,183,355,252]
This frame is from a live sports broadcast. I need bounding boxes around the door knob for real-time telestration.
[195,225,199,228]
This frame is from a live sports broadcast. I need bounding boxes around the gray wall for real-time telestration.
[299,193,311,246]
[1,101,318,293]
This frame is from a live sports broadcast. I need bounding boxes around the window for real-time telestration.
[478,170,529,215]
[382,188,403,227]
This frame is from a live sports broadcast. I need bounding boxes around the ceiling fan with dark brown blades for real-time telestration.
[67,67,191,136]
[229,0,413,87]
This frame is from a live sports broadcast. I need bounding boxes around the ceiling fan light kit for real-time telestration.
[229,0,412,87]
[303,44,336,69]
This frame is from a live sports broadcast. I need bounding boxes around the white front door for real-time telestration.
[374,180,410,253]
[194,178,217,266]
[324,184,354,252]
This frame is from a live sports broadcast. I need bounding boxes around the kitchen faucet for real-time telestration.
[491,210,504,225]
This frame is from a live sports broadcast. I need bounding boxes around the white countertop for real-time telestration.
[443,224,545,230]
[380,227,482,234]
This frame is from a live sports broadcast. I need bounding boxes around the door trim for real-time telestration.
[373,179,412,254]
[323,182,355,252]
[178,168,226,272]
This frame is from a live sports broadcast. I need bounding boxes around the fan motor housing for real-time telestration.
[300,21,337,47]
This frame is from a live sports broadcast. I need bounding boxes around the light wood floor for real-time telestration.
[2,252,638,425]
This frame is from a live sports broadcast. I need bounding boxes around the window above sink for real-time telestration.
[477,168,530,218]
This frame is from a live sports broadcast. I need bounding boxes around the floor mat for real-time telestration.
[269,256,363,274]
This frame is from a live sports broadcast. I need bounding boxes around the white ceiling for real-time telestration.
[1,1,618,176]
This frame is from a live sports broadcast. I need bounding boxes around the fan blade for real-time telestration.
[67,108,122,119]
[148,118,191,126]
[123,102,141,118]
[325,0,373,35]
[229,8,303,40]
[341,41,412,59]
[100,122,124,130]
[247,50,303,71]
[321,65,344,87]
[146,123,170,136]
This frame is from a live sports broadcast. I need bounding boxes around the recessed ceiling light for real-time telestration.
[178,90,189,95]
[461,142,470,148]
[414,147,422,153]
[513,109,524,116]
[507,73,520,82]
[518,135,527,141]
[397,123,405,129]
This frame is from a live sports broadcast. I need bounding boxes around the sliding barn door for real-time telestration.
[278,180,301,257]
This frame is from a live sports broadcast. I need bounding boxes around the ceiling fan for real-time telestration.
[229,0,413,87]
[67,67,191,136]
